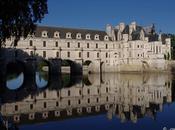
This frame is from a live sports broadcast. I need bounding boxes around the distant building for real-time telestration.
[5,21,171,72]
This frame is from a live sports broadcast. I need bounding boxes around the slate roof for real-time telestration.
[34,26,109,41]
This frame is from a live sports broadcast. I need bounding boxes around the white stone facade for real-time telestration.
[5,22,171,72]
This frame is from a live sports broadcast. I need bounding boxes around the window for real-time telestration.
[97,52,99,58]
[104,35,109,41]
[54,31,59,38]
[43,51,46,58]
[42,31,48,37]
[66,32,71,38]
[78,42,80,48]
[106,87,108,93]
[86,34,91,40]
[137,45,139,48]
[55,41,58,47]
[95,34,99,40]
[15,105,18,111]
[68,90,71,96]
[87,52,89,58]
[68,100,71,106]
[79,90,82,95]
[87,89,90,94]
[106,96,109,102]
[43,92,46,98]
[67,52,70,57]
[87,98,90,103]
[56,101,59,107]
[56,52,59,57]
[87,43,89,48]
[76,33,81,39]
[106,44,108,49]
[79,52,81,58]
[43,41,46,47]
[96,43,98,48]
[96,98,99,103]
[30,104,33,110]
[29,40,33,46]
[67,42,70,48]
[30,51,33,56]
[44,102,47,108]
[57,92,59,97]
[106,53,108,58]
[78,99,81,104]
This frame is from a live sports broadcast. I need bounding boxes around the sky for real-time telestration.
[40,0,175,33]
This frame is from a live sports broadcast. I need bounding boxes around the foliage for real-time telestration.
[0,0,48,48]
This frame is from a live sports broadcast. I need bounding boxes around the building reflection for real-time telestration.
[0,73,173,125]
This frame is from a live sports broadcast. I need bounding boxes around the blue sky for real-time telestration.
[40,0,175,33]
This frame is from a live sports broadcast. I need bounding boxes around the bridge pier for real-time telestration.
[70,60,83,75]
[48,58,62,76]
[23,58,37,90]
[0,58,6,93]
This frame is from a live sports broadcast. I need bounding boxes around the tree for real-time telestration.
[0,0,48,48]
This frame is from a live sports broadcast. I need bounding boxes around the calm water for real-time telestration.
[1,72,175,130]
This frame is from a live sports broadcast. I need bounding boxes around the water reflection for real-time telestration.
[1,73,175,130]
[6,73,24,90]
[35,72,48,88]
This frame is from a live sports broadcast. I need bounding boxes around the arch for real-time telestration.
[35,58,49,89]
[6,60,26,90]
[62,59,82,75]
[83,60,93,74]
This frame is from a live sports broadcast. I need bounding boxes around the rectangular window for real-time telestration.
[68,90,71,96]
[43,51,46,58]
[29,40,33,46]
[67,52,70,57]
[78,42,80,48]
[30,104,33,110]
[87,52,89,58]
[79,52,81,58]
[106,53,108,58]
[67,42,70,48]
[43,41,46,47]
[96,43,98,48]
[44,102,47,108]
[55,41,58,47]
[15,105,18,111]
[106,44,108,49]
[30,51,33,56]
[97,52,99,58]
[56,52,59,57]
[87,43,89,48]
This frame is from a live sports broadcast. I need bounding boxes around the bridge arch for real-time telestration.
[6,60,26,90]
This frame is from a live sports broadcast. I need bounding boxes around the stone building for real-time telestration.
[5,21,171,72]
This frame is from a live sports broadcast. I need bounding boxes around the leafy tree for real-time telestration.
[0,0,48,49]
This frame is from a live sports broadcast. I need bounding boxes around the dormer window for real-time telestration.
[42,31,48,38]
[54,31,60,38]
[66,32,72,39]
[94,34,99,40]
[76,33,82,39]
[86,34,91,40]
[104,35,109,41]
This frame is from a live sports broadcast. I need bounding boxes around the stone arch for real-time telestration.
[6,60,26,90]
[83,60,93,74]
[62,59,82,75]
